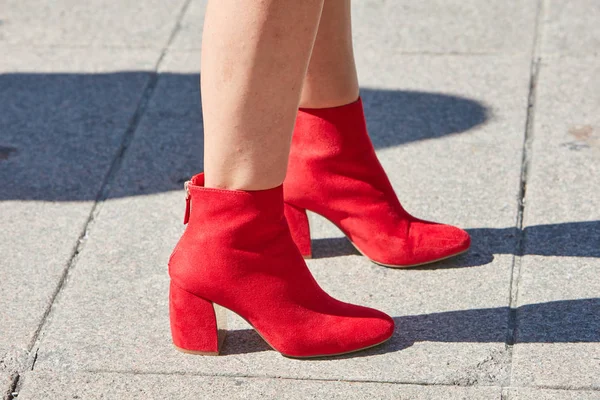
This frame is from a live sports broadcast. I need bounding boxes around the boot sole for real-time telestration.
[349,241,471,269]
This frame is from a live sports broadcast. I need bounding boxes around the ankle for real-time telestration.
[203,169,285,191]
[299,92,359,109]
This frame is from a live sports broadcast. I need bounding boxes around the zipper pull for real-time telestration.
[183,180,191,224]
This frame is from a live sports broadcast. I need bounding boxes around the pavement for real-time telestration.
[0,0,599,399]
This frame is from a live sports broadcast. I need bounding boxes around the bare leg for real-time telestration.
[202,0,324,190]
[300,0,359,108]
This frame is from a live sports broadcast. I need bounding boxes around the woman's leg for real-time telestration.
[300,0,358,108]
[202,0,325,190]
[170,0,395,358]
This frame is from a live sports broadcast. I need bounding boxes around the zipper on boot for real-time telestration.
[184,180,191,224]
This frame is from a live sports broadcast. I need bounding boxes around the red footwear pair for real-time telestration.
[169,97,470,358]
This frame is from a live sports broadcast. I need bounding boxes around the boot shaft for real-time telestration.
[286,97,404,222]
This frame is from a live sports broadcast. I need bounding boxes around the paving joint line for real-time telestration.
[25,66,157,372]
[505,385,600,393]
[80,368,504,388]
[503,0,544,396]
[4,373,19,400]
[23,0,193,374]
[79,369,600,392]
[157,0,193,64]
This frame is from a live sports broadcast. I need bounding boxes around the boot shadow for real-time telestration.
[309,221,600,269]
[219,298,600,359]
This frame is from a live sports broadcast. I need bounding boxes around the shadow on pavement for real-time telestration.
[310,220,600,265]
[219,298,600,358]
[2,73,597,361]
[0,72,488,201]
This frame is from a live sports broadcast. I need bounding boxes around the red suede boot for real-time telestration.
[169,173,394,358]
[284,97,470,267]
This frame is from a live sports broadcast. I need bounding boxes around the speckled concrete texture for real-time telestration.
[16,372,502,400]
[0,48,159,395]
[511,56,600,391]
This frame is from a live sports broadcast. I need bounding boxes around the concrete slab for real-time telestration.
[101,51,204,201]
[509,388,600,399]
[0,0,186,48]
[351,0,537,55]
[1,0,597,397]
[169,0,538,54]
[511,58,600,389]
[512,257,600,390]
[0,48,157,375]
[30,51,531,386]
[16,372,502,400]
[356,55,532,148]
[0,47,157,201]
[541,1,600,56]
[0,201,89,377]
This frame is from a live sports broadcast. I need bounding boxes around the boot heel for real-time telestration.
[284,203,312,258]
[169,282,227,355]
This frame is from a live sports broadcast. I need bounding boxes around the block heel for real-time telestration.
[169,281,227,355]
[284,202,312,258]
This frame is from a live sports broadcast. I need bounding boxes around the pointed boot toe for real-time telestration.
[404,221,471,266]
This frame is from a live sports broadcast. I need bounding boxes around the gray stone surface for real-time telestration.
[510,388,600,400]
[3,0,599,398]
[512,257,600,390]
[351,0,537,55]
[541,1,600,56]
[16,372,502,400]
[511,58,600,389]
[0,48,158,201]
[169,0,538,54]
[356,55,531,147]
[0,48,158,382]
[0,0,186,48]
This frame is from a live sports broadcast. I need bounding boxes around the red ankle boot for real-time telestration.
[284,97,470,267]
[168,173,394,358]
